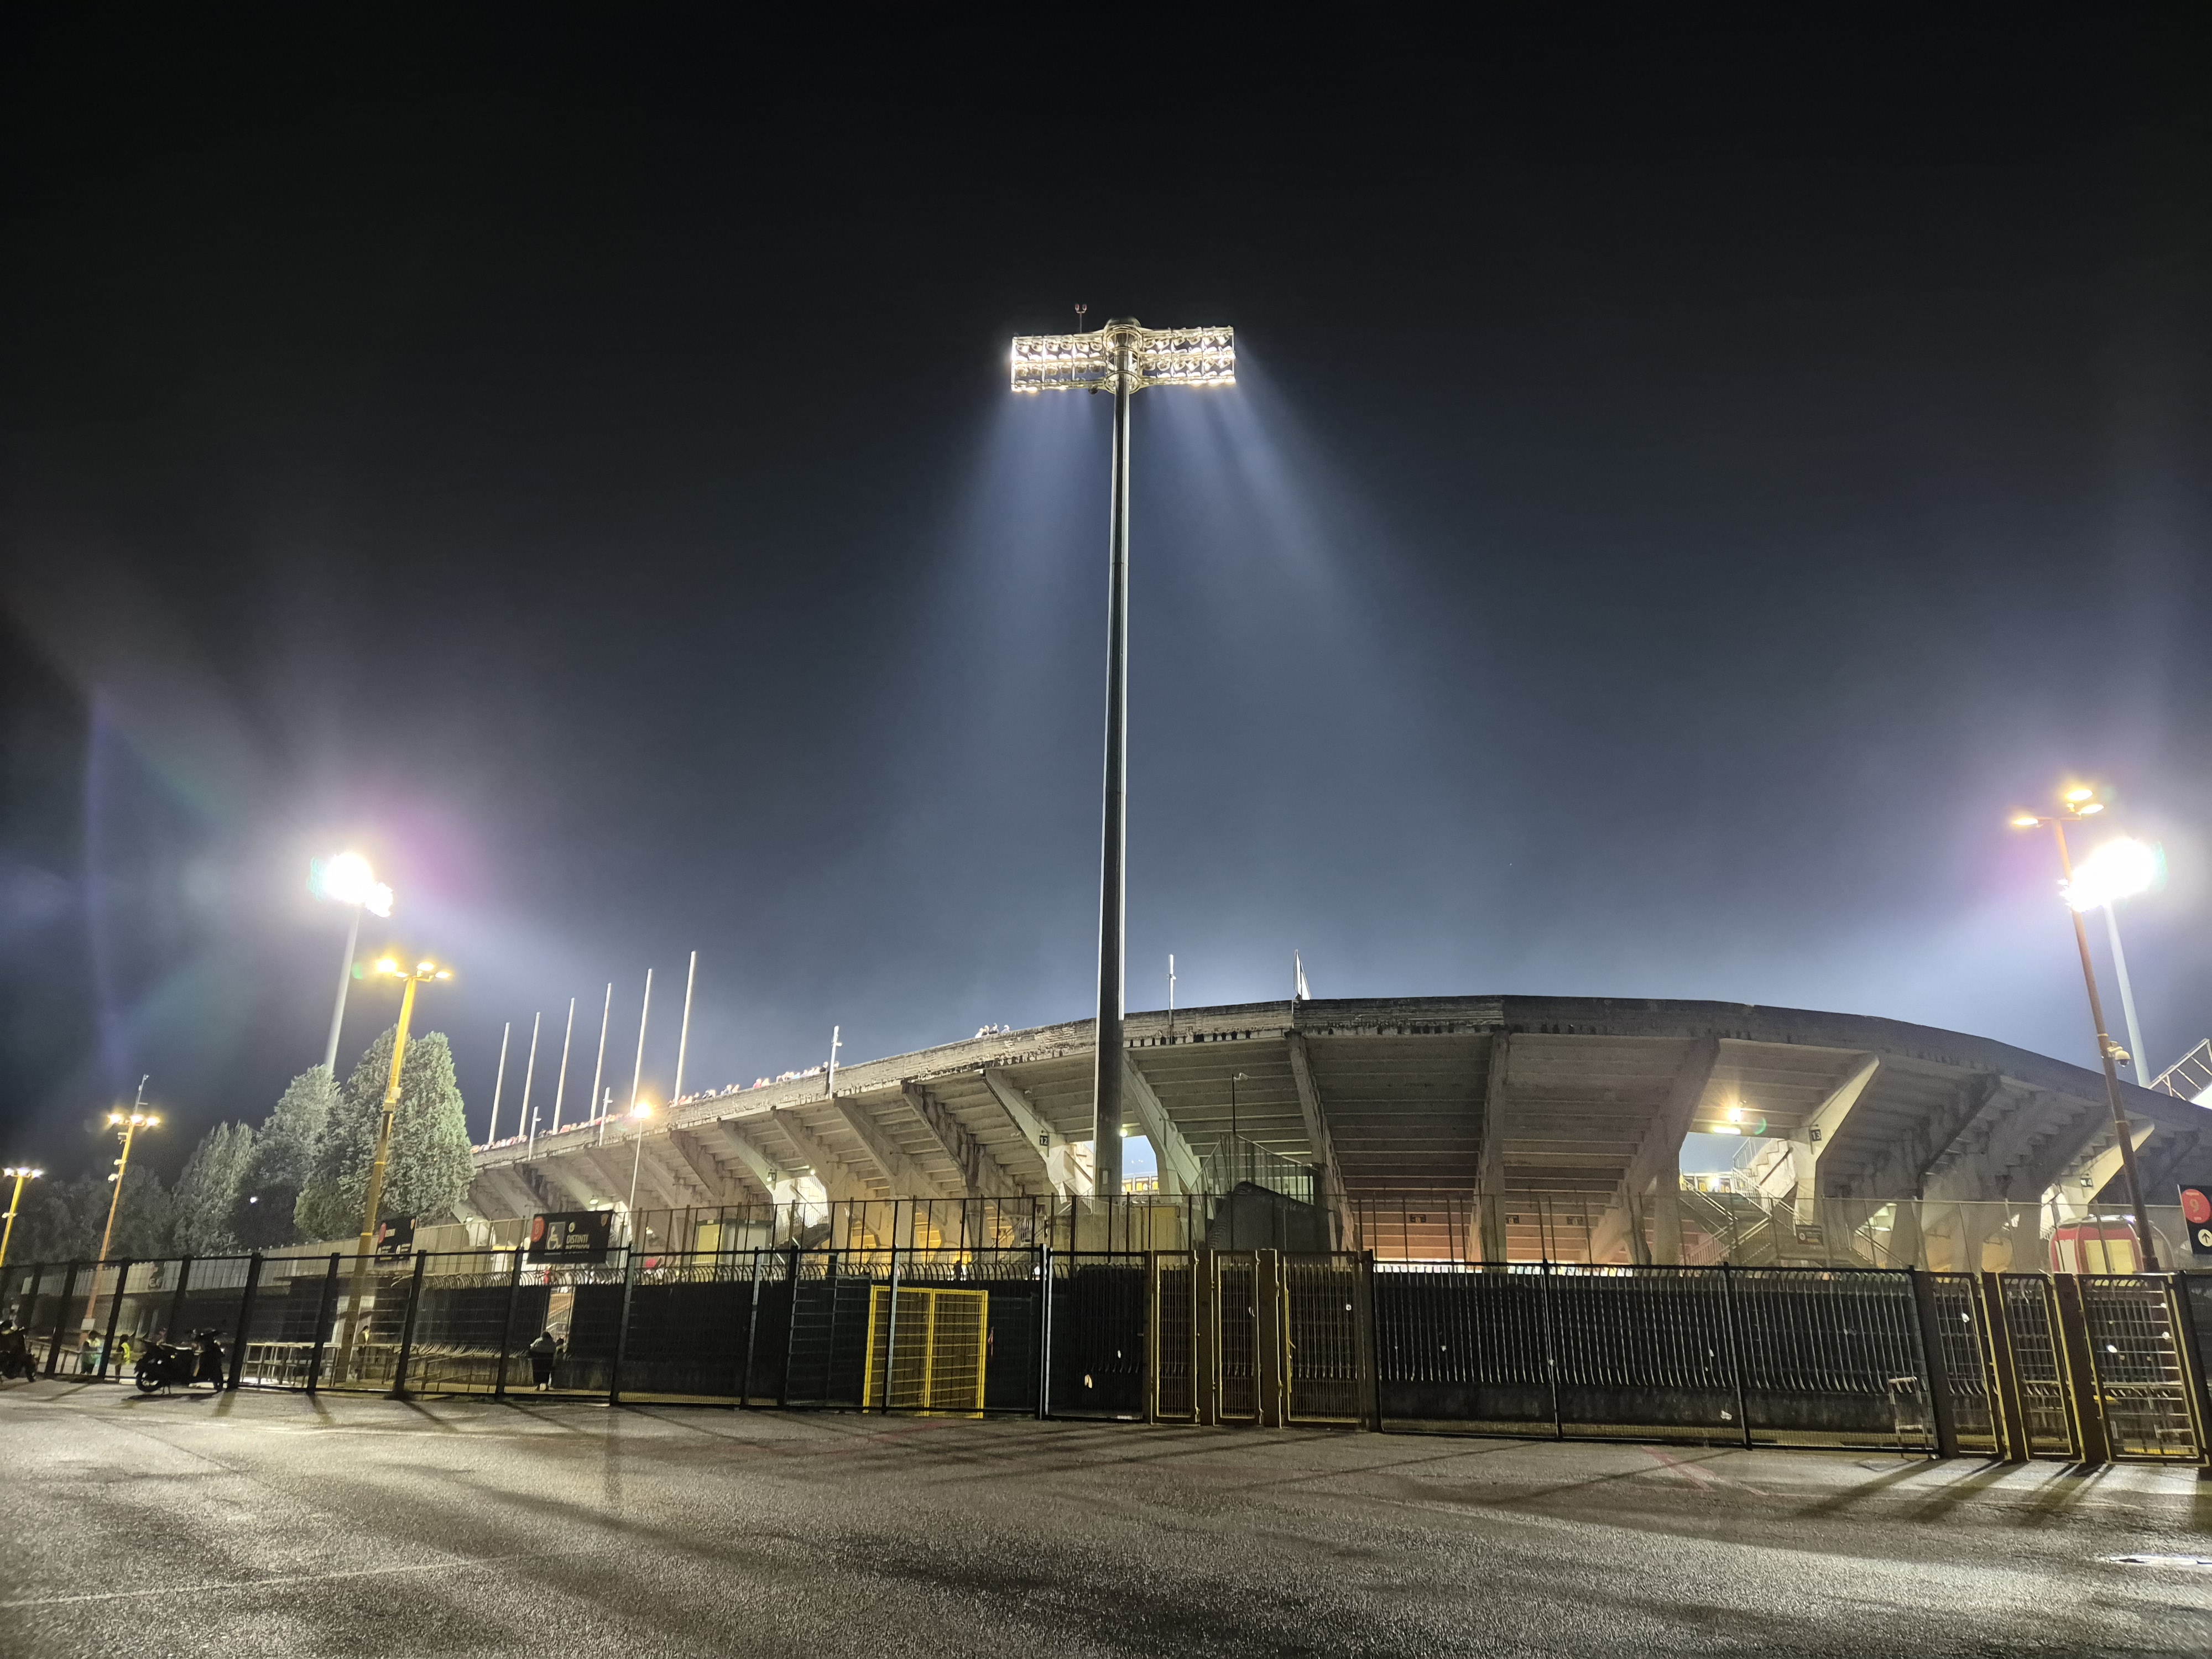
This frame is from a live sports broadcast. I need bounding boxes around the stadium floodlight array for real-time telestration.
[1010,317,1234,1201]
[1010,324,1236,393]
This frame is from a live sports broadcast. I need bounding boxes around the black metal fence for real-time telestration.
[4,1250,2205,1464]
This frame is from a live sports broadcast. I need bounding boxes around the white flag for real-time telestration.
[1294,951,1310,1001]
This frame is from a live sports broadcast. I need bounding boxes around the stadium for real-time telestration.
[464,993,2212,1274]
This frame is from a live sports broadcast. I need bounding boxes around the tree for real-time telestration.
[109,1164,174,1260]
[173,1121,255,1255]
[10,1166,171,1265]
[294,1027,472,1243]
[9,1175,103,1264]
[231,1066,339,1249]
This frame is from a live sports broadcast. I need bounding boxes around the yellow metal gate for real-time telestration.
[862,1286,988,1412]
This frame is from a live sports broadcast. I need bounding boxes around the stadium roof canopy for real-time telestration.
[468,995,2211,1240]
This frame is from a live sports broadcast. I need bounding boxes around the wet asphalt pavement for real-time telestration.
[3,1379,2210,1657]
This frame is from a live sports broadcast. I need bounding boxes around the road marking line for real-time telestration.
[0,1552,568,1609]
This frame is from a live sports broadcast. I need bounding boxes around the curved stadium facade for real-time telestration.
[466,995,2212,1271]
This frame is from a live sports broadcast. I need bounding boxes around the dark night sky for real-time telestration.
[4,8,2210,1180]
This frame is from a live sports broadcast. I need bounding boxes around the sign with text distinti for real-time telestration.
[529,1210,612,1263]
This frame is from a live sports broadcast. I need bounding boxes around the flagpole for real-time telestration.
[551,997,576,1131]
[671,951,698,1109]
[485,1022,510,1146]
[629,968,654,1112]
[591,982,613,1146]
[520,1012,541,1157]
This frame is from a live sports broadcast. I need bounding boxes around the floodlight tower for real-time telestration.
[1011,318,1235,1197]
[309,852,394,1075]
[2010,790,2158,1268]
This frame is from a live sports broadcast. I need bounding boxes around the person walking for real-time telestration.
[527,1328,559,1391]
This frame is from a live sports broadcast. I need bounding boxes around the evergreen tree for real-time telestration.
[295,1027,471,1242]
[231,1066,338,1248]
[173,1121,255,1254]
[10,1175,103,1263]
[110,1164,174,1259]
[12,1166,172,1264]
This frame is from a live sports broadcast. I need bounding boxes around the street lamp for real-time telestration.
[1,1165,44,1274]
[1011,316,1235,1198]
[334,954,450,1376]
[83,1082,159,1339]
[624,1100,654,1241]
[309,852,394,1076]
[2011,789,2158,1268]
[2062,835,2162,1086]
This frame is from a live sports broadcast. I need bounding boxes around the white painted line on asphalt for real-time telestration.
[0,1551,578,1609]
[2101,1554,2212,1570]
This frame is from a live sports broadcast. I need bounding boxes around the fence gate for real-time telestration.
[1048,1253,1146,1418]
[783,1250,873,1407]
[1285,1256,1362,1424]
[1924,1272,2001,1455]
[862,1285,987,1412]
[1150,1253,1197,1422]
[1214,1251,1262,1423]
[2077,1276,2204,1461]
[1997,1275,2077,1457]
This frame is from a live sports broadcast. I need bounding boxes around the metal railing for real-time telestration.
[5,1247,2204,1465]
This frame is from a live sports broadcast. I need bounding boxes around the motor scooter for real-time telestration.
[0,1321,36,1381]
[135,1329,227,1393]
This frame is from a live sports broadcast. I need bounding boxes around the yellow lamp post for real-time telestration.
[84,1081,160,1340]
[2011,786,2158,1269]
[1,1165,44,1274]
[333,955,451,1379]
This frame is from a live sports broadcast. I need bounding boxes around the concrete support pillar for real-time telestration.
[1788,1137,1817,1226]
[1477,1036,1512,1264]
[1884,1199,1925,1270]
[1651,1177,1684,1265]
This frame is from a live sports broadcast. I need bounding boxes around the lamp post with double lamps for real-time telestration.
[1011,317,1235,1197]
[82,1084,160,1343]
[2011,789,2159,1268]
[333,955,450,1378]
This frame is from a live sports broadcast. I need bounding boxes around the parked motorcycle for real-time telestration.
[0,1321,36,1381]
[134,1330,227,1394]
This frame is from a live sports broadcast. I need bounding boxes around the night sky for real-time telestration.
[4,11,2209,1181]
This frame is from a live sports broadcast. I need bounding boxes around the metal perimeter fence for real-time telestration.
[4,1250,2206,1465]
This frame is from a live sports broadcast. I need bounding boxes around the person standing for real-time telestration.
[527,1328,559,1391]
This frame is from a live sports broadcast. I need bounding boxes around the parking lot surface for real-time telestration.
[3,1379,2210,1656]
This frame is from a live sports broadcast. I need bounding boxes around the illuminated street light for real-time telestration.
[2063,834,2164,1106]
[333,955,450,1378]
[1,1165,45,1274]
[82,1081,160,1339]
[310,852,394,1076]
[1011,316,1235,1197]
[2010,790,2158,1267]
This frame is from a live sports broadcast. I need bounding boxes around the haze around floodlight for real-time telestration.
[310,852,394,917]
[2064,837,2161,912]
